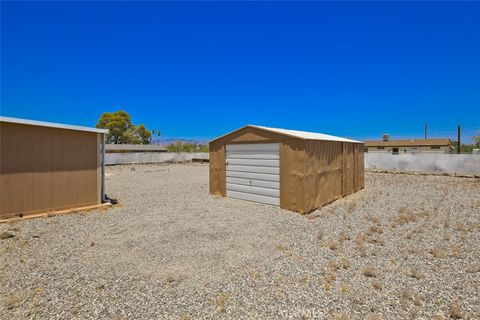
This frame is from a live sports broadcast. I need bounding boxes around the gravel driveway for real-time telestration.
[1,163,479,319]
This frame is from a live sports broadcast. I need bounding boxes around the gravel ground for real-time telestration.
[1,163,479,320]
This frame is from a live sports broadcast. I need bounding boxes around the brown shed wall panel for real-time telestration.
[356,145,365,191]
[0,122,100,219]
[304,140,344,213]
[209,142,226,197]
[280,139,305,212]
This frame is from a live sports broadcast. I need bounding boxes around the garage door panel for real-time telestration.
[226,151,279,160]
[226,171,280,182]
[227,143,279,152]
[227,190,280,206]
[226,183,280,197]
[227,177,279,189]
[226,158,279,167]
[226,143,280,206]
[226,165,279,175]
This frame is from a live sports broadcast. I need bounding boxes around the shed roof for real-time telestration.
[0,116,108,134]
[211,125,363,143]
[364,138,451,147]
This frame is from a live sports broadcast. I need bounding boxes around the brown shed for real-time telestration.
[0,116,108,220]
[209,125,364,213]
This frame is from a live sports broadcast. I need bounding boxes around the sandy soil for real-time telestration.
[1,163,479,319]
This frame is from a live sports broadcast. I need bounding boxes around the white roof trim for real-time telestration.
[211,125,362,143]
[0,116,108,134]
[251,125,363,143]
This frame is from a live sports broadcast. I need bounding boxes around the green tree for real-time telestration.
[96,110,151,144]
[135,124,151,144]
[474,132,480,148]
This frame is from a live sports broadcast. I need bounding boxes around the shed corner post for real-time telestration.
[101,133,106,203]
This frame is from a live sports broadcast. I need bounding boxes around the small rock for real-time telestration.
[0,231,15,239]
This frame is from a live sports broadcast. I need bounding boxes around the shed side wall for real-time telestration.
[280,139,305,212]
[0,122,100,219]
[304,140,344,213]
[355,144,365,191]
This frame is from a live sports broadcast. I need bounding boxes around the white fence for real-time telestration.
[105,152,208,165]
[106,151,480,175]
[365,153,480,175]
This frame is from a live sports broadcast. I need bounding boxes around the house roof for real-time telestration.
[0,116,108,134]
[364,138,452,147]
[211,125,363,143]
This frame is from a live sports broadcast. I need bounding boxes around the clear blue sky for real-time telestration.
[1,1,479,141]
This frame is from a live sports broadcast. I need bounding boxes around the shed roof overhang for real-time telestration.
[210,125,363,144]
[0,116,108,134]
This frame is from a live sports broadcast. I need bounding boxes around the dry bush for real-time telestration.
[443,234,451,241]
[341,257,350,269]
[368,236,384,246]
[328,260,341,271]
[370,248,379,256]
[355,233,366,247]
[364,214,380,225]
[453,223,466,232]
[340,283,350,294]
[300,275,309,284]
[362,265,378,278]
[328,241,339,251]
[372,280,383,290]
[217,293,229,313]
[429,248,446,259]
[276,244,287,252]
[410,267,424,280]
[324,272,338,283]
[448,301,463,319]
[339,231,351,242]
[368,225,384,234]
[398,207,407,214]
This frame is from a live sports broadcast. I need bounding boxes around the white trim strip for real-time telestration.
[0,116,108,134]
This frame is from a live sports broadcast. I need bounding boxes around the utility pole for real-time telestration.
[457,125,461,154]
[424,123,428,139]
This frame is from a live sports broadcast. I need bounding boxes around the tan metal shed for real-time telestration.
[209,125,364,213]
[0,116,108,220]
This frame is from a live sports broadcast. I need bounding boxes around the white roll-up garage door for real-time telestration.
[226,143,280,206]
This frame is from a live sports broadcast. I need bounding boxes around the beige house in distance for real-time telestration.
[365,135,453,154]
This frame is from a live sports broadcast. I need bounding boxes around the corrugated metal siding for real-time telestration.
[304,140,344,213]
[0,122,100,219]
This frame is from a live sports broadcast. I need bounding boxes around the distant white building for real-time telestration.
[365,135,453,154]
